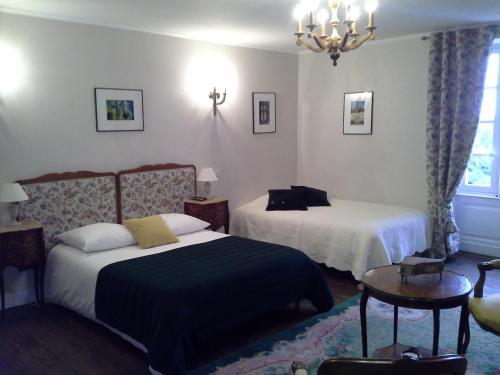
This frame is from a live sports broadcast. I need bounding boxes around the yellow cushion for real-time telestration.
[124,215,178,249]
[469,294,500,333]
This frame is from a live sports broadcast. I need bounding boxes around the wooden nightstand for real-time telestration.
[0,222,45,321]
[184,197,230,234]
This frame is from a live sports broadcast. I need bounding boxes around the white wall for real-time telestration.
[297,36,429,210]
[0,13,298,306]
[455,194,500,257]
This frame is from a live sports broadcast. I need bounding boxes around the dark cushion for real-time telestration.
[291,186,331,207]
[266,189,308,211]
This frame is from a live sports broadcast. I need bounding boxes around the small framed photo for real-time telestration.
[253,92,276,134]
[95,88,144,132]
[343,91,373,135]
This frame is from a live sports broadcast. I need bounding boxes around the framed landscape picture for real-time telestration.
[95,88,144,132]
[343,91,373,135]
[252,92,276,134]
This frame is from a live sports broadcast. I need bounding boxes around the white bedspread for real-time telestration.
[230,195,431,280]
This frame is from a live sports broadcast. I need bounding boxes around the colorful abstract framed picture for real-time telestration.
[252,92,276,134]
[95,88,144,132]
[343,91,373,135]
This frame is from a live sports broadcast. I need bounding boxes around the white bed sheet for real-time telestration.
[230,195,431,280]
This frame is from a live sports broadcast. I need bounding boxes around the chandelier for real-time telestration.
[293,0,378,66]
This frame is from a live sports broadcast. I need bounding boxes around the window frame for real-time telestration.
[459,40,500,197]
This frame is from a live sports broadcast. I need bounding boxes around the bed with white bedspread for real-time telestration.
[231,195,432,280]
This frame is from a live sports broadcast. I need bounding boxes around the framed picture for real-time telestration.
[95,88,144,132]
[253,92,276,134]
[343,91,373,135]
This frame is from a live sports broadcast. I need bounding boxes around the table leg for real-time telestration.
[393,305,398,344]
[39,261,45,304]
[360,288,369,357]
[0,267,4,322]
[432,307,440,356]
[33,267,40,305]
[457,302,469,354]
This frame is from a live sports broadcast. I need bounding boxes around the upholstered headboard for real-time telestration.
[17,171,118,250]
[117,163,196,222]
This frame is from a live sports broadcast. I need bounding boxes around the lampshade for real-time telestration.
[197,167,218,182]
[0,183,29,203]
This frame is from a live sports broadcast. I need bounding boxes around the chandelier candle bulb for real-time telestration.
[308,11,315,32]
[293,5,305,34]
[350,6,360,35]
[367,12,374,29]
[317,9,329,37]
[365,0,377,28]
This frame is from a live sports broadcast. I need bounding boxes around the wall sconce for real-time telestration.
[209,87,226,116]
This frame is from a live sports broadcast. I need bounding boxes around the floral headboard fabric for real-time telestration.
[118,164,196,222]
[18,172,118,250]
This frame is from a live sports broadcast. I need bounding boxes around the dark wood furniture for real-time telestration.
[316,350,467,375]
[0,222,45,321]
[184,197,230,234]
[360,265,472,357]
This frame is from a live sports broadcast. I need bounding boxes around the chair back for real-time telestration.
[318,354,467,375]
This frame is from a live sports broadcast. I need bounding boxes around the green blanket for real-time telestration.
[95,236,334,375]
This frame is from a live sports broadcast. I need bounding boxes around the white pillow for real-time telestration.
[57,223,137,252]
[160,213,210,235]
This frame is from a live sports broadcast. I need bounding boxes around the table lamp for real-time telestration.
[0,183,29,226]
[197,167,218,197]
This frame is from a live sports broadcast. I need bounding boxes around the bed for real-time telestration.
[231,194,432,281]
[17,164,333,375]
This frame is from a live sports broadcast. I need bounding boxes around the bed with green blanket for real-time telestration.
[95,236,334,375]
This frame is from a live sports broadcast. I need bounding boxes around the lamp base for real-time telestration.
[204,181,211,197]
[6,202,21,226]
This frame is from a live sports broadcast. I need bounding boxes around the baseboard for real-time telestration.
[4,290,35,309]
[460,234,500,258]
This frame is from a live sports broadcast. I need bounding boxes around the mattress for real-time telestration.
[230,195,432,280]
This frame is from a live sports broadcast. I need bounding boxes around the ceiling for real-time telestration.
[0,0,499,53]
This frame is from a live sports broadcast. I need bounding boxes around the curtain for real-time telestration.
[426,26,498,259]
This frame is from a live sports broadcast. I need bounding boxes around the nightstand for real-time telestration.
[0,222,45,321]
[184,197,230,234]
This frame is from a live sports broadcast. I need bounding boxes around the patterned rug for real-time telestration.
[191,296,500,375]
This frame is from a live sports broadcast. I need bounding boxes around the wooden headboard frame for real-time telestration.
[18,170,116,186]
[117,163,197,223]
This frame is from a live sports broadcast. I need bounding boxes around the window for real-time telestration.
[460,41,500,197]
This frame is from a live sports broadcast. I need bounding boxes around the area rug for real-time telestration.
[191,296,500,375]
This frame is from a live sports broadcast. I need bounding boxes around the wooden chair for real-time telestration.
[291,349,467,375]
[463,259,500,352]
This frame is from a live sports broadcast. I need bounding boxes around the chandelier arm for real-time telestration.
[301,38,325,52]
[344,32,373,50]
[339,30,351,49]
[312,34,326,49]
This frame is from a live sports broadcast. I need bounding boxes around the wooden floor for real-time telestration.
[0,251,496,375]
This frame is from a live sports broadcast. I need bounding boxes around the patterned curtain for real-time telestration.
[426,26,498,258]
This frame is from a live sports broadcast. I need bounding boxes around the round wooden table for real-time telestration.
[360,265,472,358]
